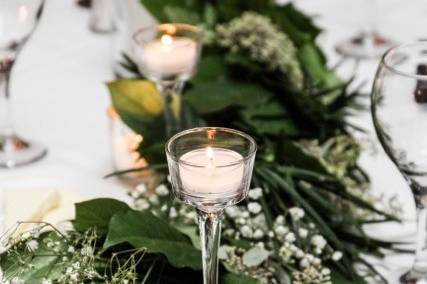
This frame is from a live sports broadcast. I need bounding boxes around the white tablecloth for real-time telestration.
[2,0,427,282]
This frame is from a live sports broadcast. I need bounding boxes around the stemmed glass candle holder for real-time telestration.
[372,42,427,283]
[0,0,46,168]
[336,0,395,59]
[133,24,202,138]
[166,127,257,284]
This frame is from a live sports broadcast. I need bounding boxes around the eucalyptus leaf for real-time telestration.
[104,210,202,270]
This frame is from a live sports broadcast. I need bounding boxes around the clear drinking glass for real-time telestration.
[336,0,395,59]
[372,42,427,283]
[0,0,46,168]
[166,127,257,284]
[133,24,203,137]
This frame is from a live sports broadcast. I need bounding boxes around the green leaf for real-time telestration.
[164,6,201,24]
[1,232,68,283]
[298,43,341,88]
[267,3,321,47]
[278,139,329,174]
[174,224,201,250]
[330,269,366,284]
[104,210,202,270]
[107,80,166,146]
[221,273,260,284]
[140,0,201,22]
[185,80,271,114]
[240,101,299,136]
[74,198,130,234]
[203,3,217,27]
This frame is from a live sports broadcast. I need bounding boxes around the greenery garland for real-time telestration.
[0,1,402,283]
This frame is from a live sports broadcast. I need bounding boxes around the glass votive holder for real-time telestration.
[107,106,148,180]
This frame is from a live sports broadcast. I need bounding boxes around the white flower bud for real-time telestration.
[298,228,308,238]
[289,207,305,220]
[332,251,343,261]
[135,183,147,194]
[248,188,263,200]
[248,202,262,214]
[311,235,327,250]
[240,225,253,238]
[155,184,169,196]
[169,207,178,219]
[300,258,309,268]
[253,229,264,239]
[274,225,288,236]
[322,268,331,275]
[285,232,296,243]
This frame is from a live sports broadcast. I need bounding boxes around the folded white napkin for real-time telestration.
[4,188,84,234]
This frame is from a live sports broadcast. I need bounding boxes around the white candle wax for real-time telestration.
[142,35,197,76]
[179,147,244,195]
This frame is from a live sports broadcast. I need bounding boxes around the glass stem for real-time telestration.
[156,81,184,138]
[0,59,14,137]
[413,204,427,274]
[197,209,222,284]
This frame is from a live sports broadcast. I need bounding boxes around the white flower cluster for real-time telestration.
[0,223,138,284]
[216,12,304,89]
[130,183,345,283]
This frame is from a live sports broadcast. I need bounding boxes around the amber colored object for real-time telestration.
[414,64,427,103]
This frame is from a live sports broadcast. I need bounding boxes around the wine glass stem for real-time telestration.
[0,60,14,137]
[156,81,184,138]
[197,209,222,284]
[413,205,427,274]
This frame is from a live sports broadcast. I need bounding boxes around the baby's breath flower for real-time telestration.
[332,251,343,261]
[135,183,147,194]
[285,232,296,243]
[248,202,262,214]
[216,12,303,89]
[169,207,178,219]
[26,240,39,252]
[155,184,169,196]
[298,228,308,238]
[274,225,288,237]
[248,188,263,200]
[240,225,253,238]
[135,199,150,210]
[311,235,327,250]
[289,207,305,220]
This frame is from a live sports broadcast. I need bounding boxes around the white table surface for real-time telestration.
[1,0,427,282]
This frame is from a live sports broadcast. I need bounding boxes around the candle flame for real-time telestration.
[19,5,28,22]
[161,34,173,46]
[206,147,215,171]
[206,147,214,160]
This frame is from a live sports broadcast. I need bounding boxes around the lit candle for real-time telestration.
[142,34,198,76]
[179,147,244,195]
[108,107,147,172]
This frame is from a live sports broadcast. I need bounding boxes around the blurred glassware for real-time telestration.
[0,0,46,168]
[110,0,155,78]
[107,106,149,181]
[89,0,114,34]
[336,0,395,59]
[133,24,203,138]
[372,42,427,283]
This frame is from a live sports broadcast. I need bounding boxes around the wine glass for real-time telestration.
[166,127,256,284]
[0,0,46,168]
[336,0,395,59]
[133,24,203,138]
[372,42,427,283]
